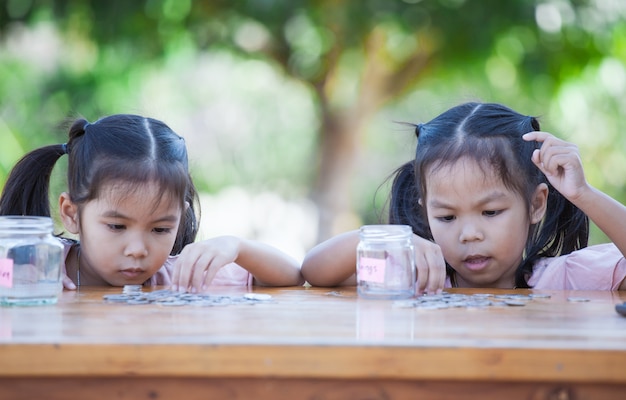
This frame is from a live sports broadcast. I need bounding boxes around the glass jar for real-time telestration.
[0,216,63,306]
[356,224,416,299]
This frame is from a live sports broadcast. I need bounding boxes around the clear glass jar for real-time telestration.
[356,224,416,299]
[0,216,63,306]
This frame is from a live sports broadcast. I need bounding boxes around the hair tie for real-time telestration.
[61,143,68,154]
[415,123,424,138]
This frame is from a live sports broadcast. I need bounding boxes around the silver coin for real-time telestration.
[504,300,527,306]
[126,299,150,305]
[467,300,492,307]
[158,300,188,306]
[244,293,272,301]
[567,297,590,302]
[103,294,132,302]
[416,302,449,309]
[123,284,143,294]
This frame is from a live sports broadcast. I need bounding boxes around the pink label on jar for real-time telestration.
[0,258,13,288]
[358,257,386,283]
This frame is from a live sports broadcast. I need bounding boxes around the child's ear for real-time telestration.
[59,192,80,234]
[530,183,549,224]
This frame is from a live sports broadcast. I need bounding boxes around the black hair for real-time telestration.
[0,114,199,255]
[388,102,589,288]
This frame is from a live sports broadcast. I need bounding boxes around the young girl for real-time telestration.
[0,114,303,291]
[301,102,626,292]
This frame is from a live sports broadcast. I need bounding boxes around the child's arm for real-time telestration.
[235,239,305,287]
[301,229,447,294]
[171,236,304,292]
[524,132,626,261]
[301,230,361,287]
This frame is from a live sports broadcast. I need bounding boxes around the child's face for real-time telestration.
[73,181,182,286]
[424,157,545,288]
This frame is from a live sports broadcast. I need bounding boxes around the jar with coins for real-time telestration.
[356,224,416,299]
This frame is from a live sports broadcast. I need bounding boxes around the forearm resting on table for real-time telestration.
[301,231,359,287]
[235,239,304,286]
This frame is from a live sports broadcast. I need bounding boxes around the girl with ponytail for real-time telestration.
[302,102,626,292]
[0,115,303,291]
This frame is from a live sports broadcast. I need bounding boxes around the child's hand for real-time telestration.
[523,131,589,202]
[62,274,77,290]
[171,236,242,292]
[60,263,77,290]
[412,234,446,294]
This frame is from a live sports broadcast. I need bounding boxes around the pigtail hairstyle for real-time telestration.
[0,142,66,217]
[390,102,589,288]
[388,124,431,239]
[1,114,199,255]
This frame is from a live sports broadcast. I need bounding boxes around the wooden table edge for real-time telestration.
[2,343,625,384]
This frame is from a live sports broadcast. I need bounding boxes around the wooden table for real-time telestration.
[1,286,625,400]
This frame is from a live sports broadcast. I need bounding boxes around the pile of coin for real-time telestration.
[103,286,273,306]
[392,292,552,309]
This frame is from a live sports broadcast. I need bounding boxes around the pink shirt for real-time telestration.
[528,243,626,290]
[61,239,252,287]
[444,243,626,290]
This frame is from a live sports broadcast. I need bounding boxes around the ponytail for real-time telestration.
[388,160,431,239]
[388,160,456,280]
[0,118,89,217]
[171,178,200,254]
[0,144,66,216]
[516,183,589,288]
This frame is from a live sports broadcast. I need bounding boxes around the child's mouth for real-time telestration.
[463,256,490,271]
[121,269,144,279]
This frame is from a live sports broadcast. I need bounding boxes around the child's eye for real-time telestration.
[107,224,126,231]
[436,215,455,222]
[483,210,502,217]
[153,227,173,234]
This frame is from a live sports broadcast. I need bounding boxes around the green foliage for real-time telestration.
[1,0,625,245]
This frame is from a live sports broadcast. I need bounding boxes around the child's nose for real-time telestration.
[124,233,149,257]
[459,221,484,243]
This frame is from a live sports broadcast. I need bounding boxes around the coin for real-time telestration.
[504,300,527,307]
[567,297,590,302]
[122,284,143,294]
[243,293,272,301]
[390,291,544,310]
[103,288,273,306]
[529,293,552,299]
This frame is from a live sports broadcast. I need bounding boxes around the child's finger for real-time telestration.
[172,247,201,292]
[200,254,234,291]
[414,256,430,294]
[414,249,445,295]
[190,253,213,291]
[522,131,551,142]
[422,251,445,294]
[62,274,76,290]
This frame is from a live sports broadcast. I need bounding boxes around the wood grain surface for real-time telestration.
[1,286,625,399]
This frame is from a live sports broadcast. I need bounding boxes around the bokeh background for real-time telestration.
[1,0,625,263]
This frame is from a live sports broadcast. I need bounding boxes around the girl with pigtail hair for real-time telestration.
[1,115,303,291]
[302,102,626,291]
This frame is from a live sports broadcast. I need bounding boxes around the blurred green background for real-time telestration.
[1,0,625,262]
